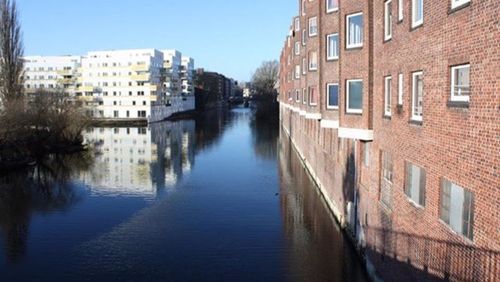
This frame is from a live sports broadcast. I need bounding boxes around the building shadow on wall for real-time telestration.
[364,227,499,282]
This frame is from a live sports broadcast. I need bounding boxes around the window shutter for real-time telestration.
[419,168,426,206]
[404,162,411,197]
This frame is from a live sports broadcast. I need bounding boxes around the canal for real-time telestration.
[0,107,368,282]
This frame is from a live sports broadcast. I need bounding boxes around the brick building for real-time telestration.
[279,0,499,281]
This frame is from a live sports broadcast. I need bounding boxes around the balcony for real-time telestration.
[58,78,74,84]
[131,73,150,81]
[57,69,73,76]
[131,64,149,72]
[77,85,95,92]
[150,95,158,101]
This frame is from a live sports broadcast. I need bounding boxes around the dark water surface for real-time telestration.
[0,107,367,282]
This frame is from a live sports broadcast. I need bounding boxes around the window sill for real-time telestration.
[383,115,392,120]
[447,100,469,109]
[397,19,403,24]
[410,23,423,32]
[409,119,423,126]
[406,197,425,210]
[449,2,471,14]
[345,112,363,116]
[326,107,339,111]
[346,46,363,51]
[326,57,339,62]
[438,220,474,244]
[396,105,403,114]
[383,37,392,44]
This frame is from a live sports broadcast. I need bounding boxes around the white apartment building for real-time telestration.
[22,48,196,122]
[181,56,195,96]
[23,56,81,95]
[162,50,182,98]
[78,49,164,119]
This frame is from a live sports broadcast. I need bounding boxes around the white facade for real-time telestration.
[23,56,81,95]
[79,49,164,119]
[22,48,196,122]
[181,56,195,96]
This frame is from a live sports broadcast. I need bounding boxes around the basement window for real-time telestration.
[440,179,474,240]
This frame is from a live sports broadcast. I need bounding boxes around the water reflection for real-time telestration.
[279,128,368,282]
[81,120,196,197]
[0,153,93,263]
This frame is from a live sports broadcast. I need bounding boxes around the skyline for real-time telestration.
[18,0,298,82]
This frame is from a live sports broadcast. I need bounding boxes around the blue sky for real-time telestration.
[17,0,298,82]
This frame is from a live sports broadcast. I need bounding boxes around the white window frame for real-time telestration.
[384,76,392,116]
[346,79,363,114]
[302,58,307,75]
[302,29,307,46]
[309,17,318,37]
[326,0,339,13]
[295,89,301,102]
[302,0,306,16]
[405,162,426,207]
[309,51,318,71]
[411,0,423,28]
[398,73,403,105]
[384,0,393,41]
[326,83,339,110]
[295,41,301,55]
[303,88,307,104]
[450,64,470,102]
[346,12,364,49]
[308,86,317,106]
[295,18,300,31]
[326,33,339,60]
[295,65,301,79]
[451,0,470,9]
[411,71,423,122]
[398,0,404,21]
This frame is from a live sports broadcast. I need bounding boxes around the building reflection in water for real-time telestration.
[278,128,368,282]
[81,120,196,198]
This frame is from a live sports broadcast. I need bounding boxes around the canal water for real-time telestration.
[0,107,368,282]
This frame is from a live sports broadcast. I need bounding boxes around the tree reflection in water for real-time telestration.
[250,116,279,160]
[0,152,93,263]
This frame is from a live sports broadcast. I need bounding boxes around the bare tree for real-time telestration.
[0,0,24,108]
[251,60,279,96]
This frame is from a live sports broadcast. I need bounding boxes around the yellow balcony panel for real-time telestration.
[131,74,150,81]
[58,78,74,84]
[149,84,158,91]
[131,64,149,72]
[78,96,95,102]
[57,69,73,76]
[150,95,158,101]
[163,62,172,68]
[77,86,94,92]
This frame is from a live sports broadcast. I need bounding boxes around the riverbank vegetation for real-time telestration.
[251,60,279,121]
[0,0,89,170]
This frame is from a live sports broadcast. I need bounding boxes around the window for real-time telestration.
[450,64,470,102]
[295,17,300,31]
[326,0,339,13]
[308,86,317,106]
[303,88,307,104]
[138,111,147,118]
[380,151,393,209]
[451,0,470,9]
[346,13,363,48]
[398,0,404,21]
[295,89,301,102]
[411,0,423,28]
[309,51,318,71]
[302,58,307,74]
[405,162,426,206]
[440,179,474,240]
[384,76,392,116]
[295,65,301,79]
[326,83,339,109]
[346,79,363,114]
[309,17,318,37]
[302,0,306,16]
[411,71,423,121]
[398,73,403,105]
[363,142,370,166]
[295,42,301,55]
[113,111,119,118]
[302,29,307,46]
[384,0,393,41]
[327,33,339,60]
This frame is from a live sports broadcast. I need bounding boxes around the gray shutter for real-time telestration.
[419,167,426,206]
